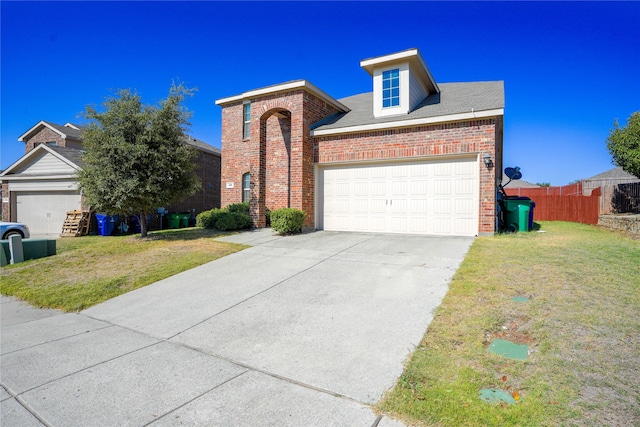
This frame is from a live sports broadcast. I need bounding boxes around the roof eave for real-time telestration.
[360,48,439,94]
[215,80,350,113]
[0,144,83,177]
[311,108,504,137]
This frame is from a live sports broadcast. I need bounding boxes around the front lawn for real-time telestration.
[378,221,639,426]
[0,228,247,312]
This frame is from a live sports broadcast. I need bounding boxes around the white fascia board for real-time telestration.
[360,49,419,75]
[18,120,67,142]
[215,80,350,113]
[310,108,504,137]
[1,174,79,181]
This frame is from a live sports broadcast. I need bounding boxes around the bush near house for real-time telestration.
[270,208,306,234]
[196,202,251,231]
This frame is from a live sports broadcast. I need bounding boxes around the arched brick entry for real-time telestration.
[250,107,294,227]
[217,82,348,230]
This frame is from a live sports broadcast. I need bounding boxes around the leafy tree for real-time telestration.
[78,84,200,237]
[607,111,640,179]
[536,182,551,187]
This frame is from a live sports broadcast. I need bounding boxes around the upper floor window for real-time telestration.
[243,103,251,139]
[35,141,57,147]
[242,172,251,203]
[382,69,400,108]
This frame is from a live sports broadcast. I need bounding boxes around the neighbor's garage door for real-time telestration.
[16,191,82,235]
[318,157,479,236]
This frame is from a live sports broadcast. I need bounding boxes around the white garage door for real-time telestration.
[318,157,479,236]
[16,191,82,235]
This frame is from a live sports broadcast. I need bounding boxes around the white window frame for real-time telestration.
[243,102,251,140]
[382,68,400,108]
[242,172,251,203]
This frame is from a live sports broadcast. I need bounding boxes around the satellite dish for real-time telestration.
[504,167,522,181]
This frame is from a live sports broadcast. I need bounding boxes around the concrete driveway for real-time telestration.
[1,229,473,426]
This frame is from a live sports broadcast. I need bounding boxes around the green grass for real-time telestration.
[0,228,247,312]
[377,222,640,426]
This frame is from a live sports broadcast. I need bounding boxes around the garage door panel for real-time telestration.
[371,199,386,213]
[371,181,386,196]
[455,198,475,215]
[320,157,478,236]
[455,178,475,194]
[354,199,368,214]
[434,179,451,195]
[16,191,81,235]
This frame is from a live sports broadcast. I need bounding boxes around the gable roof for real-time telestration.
[501,177,540,188]
[182,136,221,156]
[0,144,84,179]
[360,48,439,95]
[18,120,219,156]
[18,120,84,142]
[311,81,504,136]
[583,167,639,182]
[215,80,350,113]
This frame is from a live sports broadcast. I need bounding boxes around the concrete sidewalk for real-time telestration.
[1,229,473,426]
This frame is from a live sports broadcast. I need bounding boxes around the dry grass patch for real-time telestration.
[377,222,639,426]
[1,228,247,311]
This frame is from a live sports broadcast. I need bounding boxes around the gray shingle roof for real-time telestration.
[43,121,84,140]
[312,81,504,131]
[501,177,540,188]
[48,145,85,168]
[182,136,221,156]
[40,121,219,156]
[583,167,639,181]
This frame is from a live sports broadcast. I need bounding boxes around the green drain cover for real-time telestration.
[479,388,516,405]
[512,296,529,302]
[488,339,529,360]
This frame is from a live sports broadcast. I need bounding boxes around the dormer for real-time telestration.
[360,48,439,118]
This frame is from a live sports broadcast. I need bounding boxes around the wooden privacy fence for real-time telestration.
[505,185,600,224]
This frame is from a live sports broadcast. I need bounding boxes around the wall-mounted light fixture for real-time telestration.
[483,153,493,169]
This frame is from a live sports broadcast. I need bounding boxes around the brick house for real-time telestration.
[216,49,504,236]
[1,121,221,234]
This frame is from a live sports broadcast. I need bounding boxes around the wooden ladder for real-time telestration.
[60,210,91,237]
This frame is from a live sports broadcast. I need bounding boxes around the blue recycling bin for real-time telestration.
[96,214,118,236]
[131,214,152,233]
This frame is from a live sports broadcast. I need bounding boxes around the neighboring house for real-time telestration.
[216,48,504,236]
[1,121,221,234]
[501,177,540,189]
[582,167,640,214]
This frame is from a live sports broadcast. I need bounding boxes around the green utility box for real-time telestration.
[502,198,534,232]
[0,239,56,266]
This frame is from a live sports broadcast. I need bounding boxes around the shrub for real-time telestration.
[196,208,225,229]
[227,202,249,215]
[196,206,251,231]
[214,212,252,231]
[270,208,306,234]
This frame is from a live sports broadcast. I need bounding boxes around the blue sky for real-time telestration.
[1,1,638,185]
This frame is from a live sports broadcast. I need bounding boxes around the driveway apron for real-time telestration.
[1,229,473,426]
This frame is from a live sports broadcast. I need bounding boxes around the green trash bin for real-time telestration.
[517,204,530,232]
[179,214,189,228]
[503,198,532,232]
[168,214,180,229]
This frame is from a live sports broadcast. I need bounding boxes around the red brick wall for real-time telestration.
[315,119,499,234]
[166,150,221,215]
[221,89,500,234]
[265,114,291,210]
[23,127,68,152]
[220,89,342,228]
